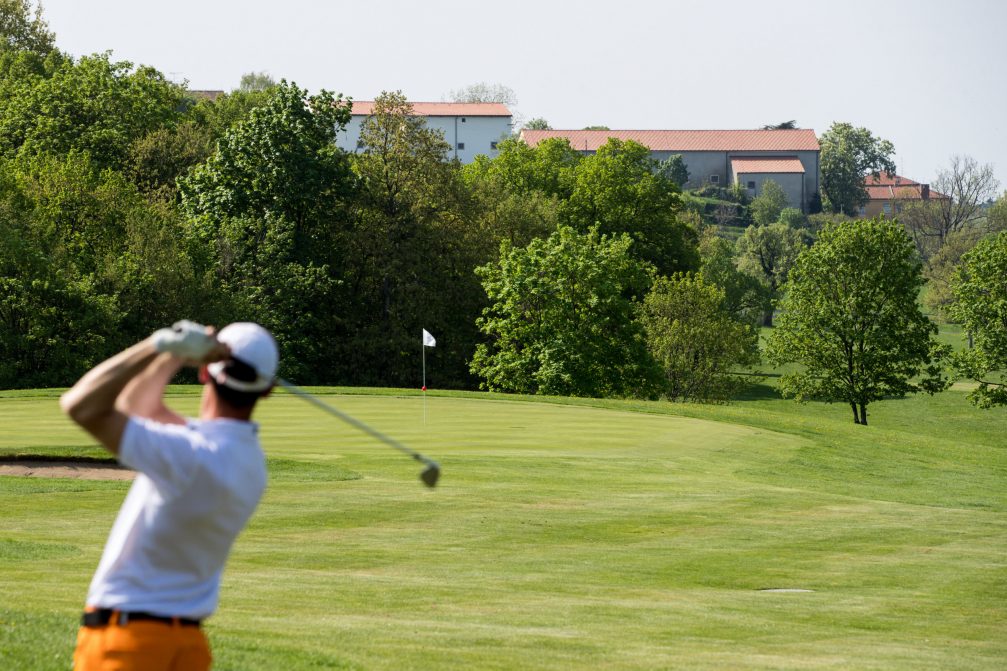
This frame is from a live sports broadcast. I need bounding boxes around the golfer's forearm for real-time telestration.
[116,352,184,422]
[60,338,160,429]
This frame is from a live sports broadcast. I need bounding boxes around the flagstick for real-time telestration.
[422,336,427,425]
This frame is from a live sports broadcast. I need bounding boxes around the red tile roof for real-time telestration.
[864,172,948,200]
[731,157,805,174]
[520,129,819,152]
[351,101,511,117]
[866,172,920,186]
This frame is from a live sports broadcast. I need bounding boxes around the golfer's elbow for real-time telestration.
[60,388,99,426]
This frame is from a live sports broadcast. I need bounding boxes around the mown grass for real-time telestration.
[0,381,1004,670]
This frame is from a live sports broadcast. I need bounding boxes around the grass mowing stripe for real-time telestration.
[0,388,1004,670]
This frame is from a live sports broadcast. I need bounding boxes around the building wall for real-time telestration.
[337,115,511,163]
[733,172,805,209]
[611,148,820,211]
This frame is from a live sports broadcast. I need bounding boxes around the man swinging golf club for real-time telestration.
[60,320,278,670]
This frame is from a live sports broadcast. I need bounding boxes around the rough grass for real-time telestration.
[0,384,1004,670]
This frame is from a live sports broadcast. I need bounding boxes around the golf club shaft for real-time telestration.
[277,379,435,467]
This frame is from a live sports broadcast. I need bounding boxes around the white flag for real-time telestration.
[422,329,436,347]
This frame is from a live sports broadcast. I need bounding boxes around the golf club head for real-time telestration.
[420,462,440,488]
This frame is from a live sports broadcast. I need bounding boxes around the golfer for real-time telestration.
[60,320,278,670]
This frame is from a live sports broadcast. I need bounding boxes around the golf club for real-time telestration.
[277,379,440,488]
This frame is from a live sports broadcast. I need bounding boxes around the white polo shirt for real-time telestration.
[85,416,267,620]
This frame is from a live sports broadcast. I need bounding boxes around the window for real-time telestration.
[490,141,498,150]
[460,117,467,122]
[883,202,892,215]
[710,174,720,184]
[457,142,465,150]
[747,181,756,190]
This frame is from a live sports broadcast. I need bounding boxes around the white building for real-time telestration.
[338,102,512,163]
[520,129,821,212]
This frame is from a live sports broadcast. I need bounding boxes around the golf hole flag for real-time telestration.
[422,329,436,347]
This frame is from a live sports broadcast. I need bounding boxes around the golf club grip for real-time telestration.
[277,380,429,463]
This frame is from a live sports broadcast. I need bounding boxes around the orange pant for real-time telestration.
[73,616,211,671]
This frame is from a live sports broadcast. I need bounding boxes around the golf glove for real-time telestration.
[151,320,217,359]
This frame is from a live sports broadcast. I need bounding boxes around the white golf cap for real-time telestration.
[207,322,279,393]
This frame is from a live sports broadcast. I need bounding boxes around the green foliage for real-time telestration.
[178,81,354,383]
[735,221,805,325]
[0,52,187,171]
[465,136,579,199]
[522,117,551,130]
[768,217,950,424]
[657,154,689,187]
[640,274,760,401]
[986,192,1007,233]
[697,226,768,326]
[819,122,896,216]
[0,152,203,386]
[950,231,1007,407]
[342,90,485,388]
[922,227,982,320]
[749,179,790,227]
[472,226,662,398]
[562,138,698,276]
[776,207,808,230]
[126,121,215,198]
[0,0,55,55]
[238,71,276,93]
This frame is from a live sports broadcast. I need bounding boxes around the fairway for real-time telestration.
[0,388,1004,670]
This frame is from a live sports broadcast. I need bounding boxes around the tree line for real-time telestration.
[2,0,1006,421]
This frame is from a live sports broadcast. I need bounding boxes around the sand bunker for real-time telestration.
[0,460,134,480]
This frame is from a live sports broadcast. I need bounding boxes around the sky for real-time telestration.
[37,0,1007,188]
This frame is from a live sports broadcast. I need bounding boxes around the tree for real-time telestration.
[735,222,805,325]
[178,81,355,382]
[902,155,1000,260]
[761,120,798,130]
[819,122,896,216]
[471,226,662,398]
[563,138,698,276]
[749,179,790,227]
[949,232,1007,407]
[448,82,517,105]
[0,0,55,55]
[238,71,276,93]
[696,225,768,326]
[986,192,1007,233]
[343,90,484,388]
[0,52,187,171]
[921,227,983,320]
[640,274,760,401]
[126,121,215,198]
[522,117,551,130]
[657,154,689,187]
[582,125,610,130]
[767,217,949,425]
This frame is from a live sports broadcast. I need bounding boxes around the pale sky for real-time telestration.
[38,0,1007,188]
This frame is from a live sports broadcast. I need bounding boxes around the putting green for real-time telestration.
[0,389,1003,670]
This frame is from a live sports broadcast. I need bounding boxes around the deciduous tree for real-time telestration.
[950,231,1007,407]
[735,221,804,326]
[767,217,949,425]
[640,274,760,401]
[472,226,661,398]
[819,122,896,216]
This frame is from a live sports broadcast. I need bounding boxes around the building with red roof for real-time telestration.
[861,172,947,218]
[519,128,821,212]
[338,101,512,163]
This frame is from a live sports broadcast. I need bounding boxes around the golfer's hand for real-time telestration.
[151,321,229,364]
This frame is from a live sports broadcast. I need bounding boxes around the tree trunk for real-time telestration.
[851,402,861,424]
[762,309,774,327]
[859,403,868,426]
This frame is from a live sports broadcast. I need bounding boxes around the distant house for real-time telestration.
[861,172,947,218]
[337,102,512,163]
[519,129,821,212]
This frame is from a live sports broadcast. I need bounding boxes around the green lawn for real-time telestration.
[0,385,1004,670]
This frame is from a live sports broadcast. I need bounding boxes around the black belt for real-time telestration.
[82,609,201,628]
